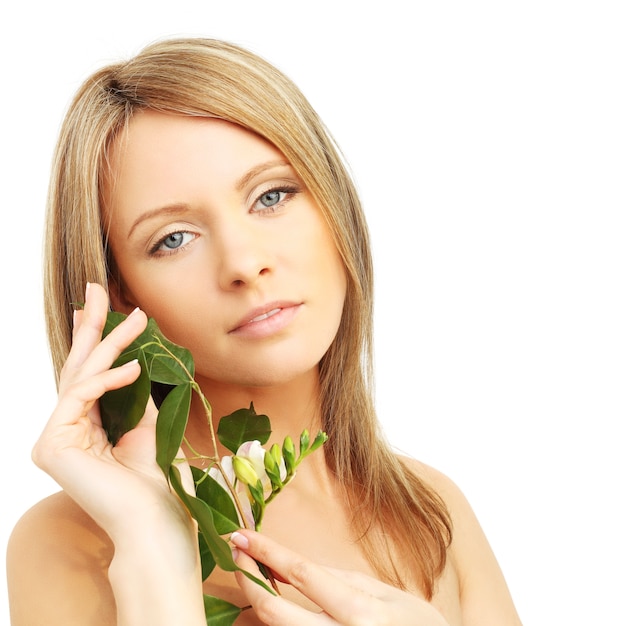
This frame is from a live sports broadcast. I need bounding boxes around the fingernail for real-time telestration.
[120,359,139,368]
[231,547,240,561]
[230,531,249,549]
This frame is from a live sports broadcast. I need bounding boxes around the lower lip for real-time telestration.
[230,304,302,339]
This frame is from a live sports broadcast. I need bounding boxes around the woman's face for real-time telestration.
[103,111,347,389]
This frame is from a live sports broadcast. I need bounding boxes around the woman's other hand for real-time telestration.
[231,529,450,626]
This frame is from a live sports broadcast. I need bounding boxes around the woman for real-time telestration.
[7,38,522,625]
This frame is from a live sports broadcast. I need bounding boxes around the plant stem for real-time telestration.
[190,382,253,530]
[151,337,281,593]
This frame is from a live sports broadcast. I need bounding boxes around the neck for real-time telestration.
[183,367,324,462]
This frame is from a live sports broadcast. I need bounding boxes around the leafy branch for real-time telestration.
[99,311,327,625]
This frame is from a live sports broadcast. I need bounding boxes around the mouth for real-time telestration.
[248,308,282,323]
[230,302,302,337]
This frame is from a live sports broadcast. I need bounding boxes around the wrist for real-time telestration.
[109,533,205,626]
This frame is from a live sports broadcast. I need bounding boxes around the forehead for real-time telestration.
[102,111,287,213]
[108,111,283,176]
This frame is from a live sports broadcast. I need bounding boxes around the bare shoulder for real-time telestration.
[399,456,523,626]
[7,491,116,625]
[400,457,485,532]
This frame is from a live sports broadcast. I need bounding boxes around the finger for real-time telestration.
[113,397,160,467]
[48,360,142,433]
[231,530,379,624]
[233,548,335,626]
[72,307,84,337]
[63,282,110,370]
[64,305,147,393]
[85,305,147,371]
[323,567,392,597]
[33,361,141,466]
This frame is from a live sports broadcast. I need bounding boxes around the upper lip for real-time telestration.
[229,301,301,332]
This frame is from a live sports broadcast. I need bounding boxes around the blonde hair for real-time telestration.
[44,38,451,597]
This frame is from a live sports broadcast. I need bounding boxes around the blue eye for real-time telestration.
[259,190,284,208]
[151,231,195,256]
[162,232,185,249]
[253,186,299,213]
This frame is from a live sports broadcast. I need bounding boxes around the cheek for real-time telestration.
[116,263,209,341]
[303,228,348,339]
[312,233,347,307]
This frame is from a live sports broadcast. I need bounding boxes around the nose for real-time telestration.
[215,219,273,291]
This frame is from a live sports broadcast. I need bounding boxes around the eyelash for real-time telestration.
[148,184,301,257]
[149,230,196,257]
[252,184,300,214]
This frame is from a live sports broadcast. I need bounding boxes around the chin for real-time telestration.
[196,354,322,390]
[236,364,318,388]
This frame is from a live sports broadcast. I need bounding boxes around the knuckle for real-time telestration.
[253,595,280,624]
[287,558,313,590]
[59,359,76,382]
[61,378,85,400]
[30,442,43,467]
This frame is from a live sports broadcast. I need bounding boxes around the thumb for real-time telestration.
[112,395,160,472]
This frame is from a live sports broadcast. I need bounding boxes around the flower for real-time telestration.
[208,440,287,529]
[232,456,259,487]
[236,440,287,497]
[208,456,255,529]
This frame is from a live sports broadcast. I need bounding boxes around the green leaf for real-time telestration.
[170,466,275,594]
[100,351,151,445]
[217,404,271,454]
[155,383,192,475]
[103,313,194,384]
[141,318,195,384]
[102,310,130,339]
[191,467,240,535]
[202,595,242,626]
[198,532,216,581]
[169,465,236,571]
[100,311,194,445]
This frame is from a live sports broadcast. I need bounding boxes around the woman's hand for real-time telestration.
[33,282,172,536]
[231,530,450,626]
[32,282,205,625]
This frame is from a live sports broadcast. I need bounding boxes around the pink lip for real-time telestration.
[229,302,302,338]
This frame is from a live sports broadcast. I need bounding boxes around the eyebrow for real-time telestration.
[234,159,291,191]
[127,159,292,238]
[127,203,191,239]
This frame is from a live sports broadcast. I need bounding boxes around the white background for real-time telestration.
[1,1,624,624]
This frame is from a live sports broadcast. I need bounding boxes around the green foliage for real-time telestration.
[197,531,216,581]
[100,312,194,445]
[99,350,150,445]
[217,404,271,453]
[99,311,326,622]
[191,467,239,535]
[203,596,242,626]
[155,382,192,475]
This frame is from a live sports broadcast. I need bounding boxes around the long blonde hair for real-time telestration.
[44,38,451,597]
